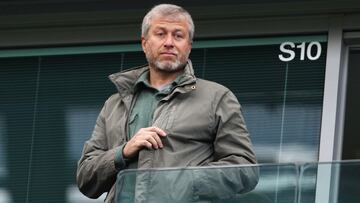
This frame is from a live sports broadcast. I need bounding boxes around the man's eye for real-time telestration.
[156,32,164,37]
[175,34,184,40]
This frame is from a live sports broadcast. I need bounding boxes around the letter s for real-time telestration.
[279,42,295,62]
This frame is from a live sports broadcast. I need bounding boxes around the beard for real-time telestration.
[146,52,189,73]
[154,59,185,72]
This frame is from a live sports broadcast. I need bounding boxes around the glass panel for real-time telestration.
[116,164,298,203]
[194,41,326,163]
[298,163,318,203]
[0,57,39,203]
[0,114,12,203]
[0,114,6,181]
[299,161,360,203]
[0,35,327,202]
[29,53,142,203]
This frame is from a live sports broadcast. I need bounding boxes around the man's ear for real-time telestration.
[141,36,147,52]
[188,41,192,53]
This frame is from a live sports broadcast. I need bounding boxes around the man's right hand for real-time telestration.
[123,126,167,159]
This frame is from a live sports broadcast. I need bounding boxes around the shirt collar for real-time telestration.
[133,70,184,94]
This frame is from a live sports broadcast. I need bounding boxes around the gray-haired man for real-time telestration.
[77,4,257,203]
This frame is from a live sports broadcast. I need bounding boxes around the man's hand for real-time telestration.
[123,126,167,158]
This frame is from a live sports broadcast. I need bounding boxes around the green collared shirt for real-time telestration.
[115,70,183,169]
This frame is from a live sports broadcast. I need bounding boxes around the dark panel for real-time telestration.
[342,50,360,160]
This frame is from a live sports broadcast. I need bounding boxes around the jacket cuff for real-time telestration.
[114,143,128,171]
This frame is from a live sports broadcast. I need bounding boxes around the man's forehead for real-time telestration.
[150,15,189,30]
[151,14,187,24]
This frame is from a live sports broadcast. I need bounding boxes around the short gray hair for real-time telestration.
[141,4,194,42]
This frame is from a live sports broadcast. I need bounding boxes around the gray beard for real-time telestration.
[154,60,185,72]
[145,54,187,72]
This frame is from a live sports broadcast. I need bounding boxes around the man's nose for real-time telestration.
[164,34,174,47]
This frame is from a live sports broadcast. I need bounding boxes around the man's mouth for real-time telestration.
[160,52,177,56]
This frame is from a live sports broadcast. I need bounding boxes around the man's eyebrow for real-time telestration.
[153,25,185,31]
[153,26,165,30]
[174,29,185,33]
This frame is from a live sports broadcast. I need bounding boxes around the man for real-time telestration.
[77,4,257,203]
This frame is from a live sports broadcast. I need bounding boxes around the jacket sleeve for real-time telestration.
[193,90,259,200]
[76,98,126,199]
[210,90,257,166]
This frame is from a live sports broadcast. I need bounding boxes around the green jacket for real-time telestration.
[77,61,258,203]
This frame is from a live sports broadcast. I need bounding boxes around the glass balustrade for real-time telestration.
[115,164,298,203]
[298,160,360,203]
[114,161,360,203]
[1,161,359,202]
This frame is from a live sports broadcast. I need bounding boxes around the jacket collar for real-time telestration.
[109,60,197,98]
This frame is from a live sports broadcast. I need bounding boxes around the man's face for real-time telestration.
[141,16,192,72]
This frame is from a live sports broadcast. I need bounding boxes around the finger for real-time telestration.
[151,126,167,137]
[141,140,153,149]
[151,132,164,148]
[146,135,159,149]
